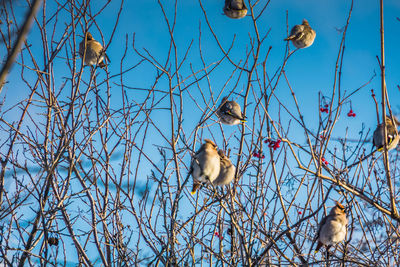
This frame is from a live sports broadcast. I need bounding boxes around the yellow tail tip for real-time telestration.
[190,190,196,195]
[314,250,318,254]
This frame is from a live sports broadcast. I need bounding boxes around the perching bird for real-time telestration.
[373,116,399,152]
[315,202,348,253]
[223,0,247,19]
[190,139,221,194]
[213,150,235,186]
[284,19,316,49]
[217,97,246,125]
[79,32,109,68]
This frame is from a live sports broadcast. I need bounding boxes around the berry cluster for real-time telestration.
[264,139,281,150]
[320,104,329,113]
[253,151,265,159]
[214,231,223,240]
[321,157,328,165]
[347,109,356,117]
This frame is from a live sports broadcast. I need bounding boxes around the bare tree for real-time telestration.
[0,0,399,266]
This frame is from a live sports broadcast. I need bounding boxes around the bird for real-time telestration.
[190,139,221,194]
[373,116,400,152]
[79,32,109,68]
[315,202,348,253]
[213,150,235,186]
[284,19,316,49]
[223,0,247,19]
[217,97,246,125]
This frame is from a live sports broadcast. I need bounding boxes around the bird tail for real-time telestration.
[284,35,295,41]
[98,61,107,69]
[191,181,202,195]
[314,241,323,253]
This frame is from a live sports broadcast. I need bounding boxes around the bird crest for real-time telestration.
[204,139,217,148]
[85,32,94,41]
[335,201,345,210]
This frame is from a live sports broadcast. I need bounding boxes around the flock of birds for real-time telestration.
[77,0,399,257]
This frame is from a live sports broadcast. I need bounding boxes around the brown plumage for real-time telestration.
[284,19,316,49]
[223,0,247,19]
[213,150,235,186]
[190,139,220,194]
[315,202,347,253]
[373,116,399,152]
[79,32,109,68]
[217,97,246,125]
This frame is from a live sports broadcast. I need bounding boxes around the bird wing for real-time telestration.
[225,110,245,121]
[316,215,329,239]
[293,31,305,41]
[285,25,304,41]
[222,102,246,121]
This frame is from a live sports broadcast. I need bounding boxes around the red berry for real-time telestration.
[261,155,265,159]
[320,108,325,112]
[324,104,329,108]
[298,211,302,215]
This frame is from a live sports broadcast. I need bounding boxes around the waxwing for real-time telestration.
[213,150,235,186]
[284,19,316,49]
[190,139,220,194]
[217,97,246,125]
[373,116,399,152]
[315,202,348,252]
[79,32,109,68]
[223,0,247,19]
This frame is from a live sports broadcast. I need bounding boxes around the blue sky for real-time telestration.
[4,0,400,142]
[92,0,399,143]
